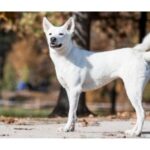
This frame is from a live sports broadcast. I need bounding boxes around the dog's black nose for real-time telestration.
[50,37,57,43]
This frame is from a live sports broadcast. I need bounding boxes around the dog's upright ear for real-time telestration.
[43,17,53,33]
[64,17,75,34]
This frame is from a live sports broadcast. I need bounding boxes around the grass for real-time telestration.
[0,107,52,118]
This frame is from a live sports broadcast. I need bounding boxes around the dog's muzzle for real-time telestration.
[50,37,62,48]
[50,43,62,48]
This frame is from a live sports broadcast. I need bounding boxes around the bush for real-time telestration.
[2,61,17,91]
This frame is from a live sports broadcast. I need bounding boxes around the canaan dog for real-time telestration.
[43,16,150,136]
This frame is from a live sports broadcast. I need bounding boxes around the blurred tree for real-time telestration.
[50,12,93,117]
[0,13,17,79]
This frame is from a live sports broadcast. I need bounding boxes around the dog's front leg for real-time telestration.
[63,89,80,132]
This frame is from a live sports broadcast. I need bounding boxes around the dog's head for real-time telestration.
[43,17,75,54]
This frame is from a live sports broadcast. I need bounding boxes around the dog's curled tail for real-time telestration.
[133,33,150,52]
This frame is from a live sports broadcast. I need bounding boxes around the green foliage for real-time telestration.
[20,65,30,82]
[0,107,51,117]
[2,61,16,91]
[18,13,45,38]
[143,83,150,101]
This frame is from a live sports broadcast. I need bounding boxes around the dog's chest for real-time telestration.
[56,70,68,88]
[58,75,67,88]
[55,62,77,88]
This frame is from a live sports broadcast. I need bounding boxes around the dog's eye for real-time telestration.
[49,33,52,35]
[59,33,64,36]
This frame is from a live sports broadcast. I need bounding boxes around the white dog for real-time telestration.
[43,16,150,136]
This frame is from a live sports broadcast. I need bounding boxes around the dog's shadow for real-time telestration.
[141,131,150,138]
[142,131,150,135]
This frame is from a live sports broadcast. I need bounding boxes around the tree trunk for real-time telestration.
[50,12,93,117]
[139,12,147,42]
[0,29,15,79]
[109,81,117,114]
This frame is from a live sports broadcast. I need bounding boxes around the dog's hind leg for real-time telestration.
[123,77,147,136]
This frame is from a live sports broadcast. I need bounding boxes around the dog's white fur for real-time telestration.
[43,17,150,136]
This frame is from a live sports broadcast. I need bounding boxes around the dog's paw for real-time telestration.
[57,124,75,132]
[134,130,142,137]
[63,124,75,132]
[125,129,141,137]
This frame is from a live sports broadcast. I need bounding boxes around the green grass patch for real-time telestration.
[0,107,52,118]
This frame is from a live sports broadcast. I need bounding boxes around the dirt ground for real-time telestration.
[0,115,150,138]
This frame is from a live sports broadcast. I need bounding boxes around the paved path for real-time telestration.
[0,118,150,138]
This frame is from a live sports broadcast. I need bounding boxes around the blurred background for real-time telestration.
[0,12,150,118]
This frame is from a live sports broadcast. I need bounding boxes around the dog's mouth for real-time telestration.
[50,43,62,48]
